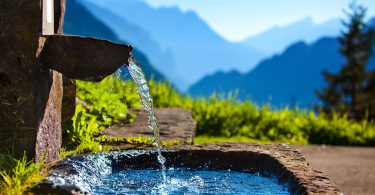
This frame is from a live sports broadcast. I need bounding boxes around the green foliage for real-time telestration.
[65,105,111,154]
[74,139,111,155]
[73,76,375,146]
[97,135,183,147]
[191,96,375,145]
[146,80,375,146]
[124,136,155,147]
[317,2,375,120]
[148,80,192,108]
[187,97,308,144]
[59,148,76,159]
[0,153,47,194]
[66,105,99,143]
[65,76,143,154]
[194,136,275,145]
[76,76,139,128]
[306,113,375,145]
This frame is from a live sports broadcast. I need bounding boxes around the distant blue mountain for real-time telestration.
[63,0,165,81]
[82,0,265,91]
[189,33,375,108]
[241,18,341,56]
[190,17,375,108]
[189,38,343,108]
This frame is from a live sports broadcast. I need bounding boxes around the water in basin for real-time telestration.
[93,168,289,194]
[78,57,289,194]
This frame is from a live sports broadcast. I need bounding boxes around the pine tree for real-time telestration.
[317,2,375,120]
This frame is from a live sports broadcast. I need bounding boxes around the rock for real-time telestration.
[39,35,133,82]
[165,143,342,195]
[0,0,62,161]
[103,108,196,144]
[62,77,76,124]
[35,71,63,163]
[32,143,342,194]
[0,0,133,163]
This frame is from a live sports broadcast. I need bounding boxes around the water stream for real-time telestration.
[127,56,167,181]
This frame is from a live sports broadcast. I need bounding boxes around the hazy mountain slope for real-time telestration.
[241,18,341,55]
[63,0,165,81]
[190,17,375,108]
[78,0,186,88]
[82,0,265,90]
[191,30,375,109]
[189,38,344,108]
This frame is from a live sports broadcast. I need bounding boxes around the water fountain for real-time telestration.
[32,56,341,194]
[1,1,342,194]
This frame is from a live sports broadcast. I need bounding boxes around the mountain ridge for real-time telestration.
[189,37,344,108]
[81,0,265,91]
[241,17,341,56]
[78,0,186,88]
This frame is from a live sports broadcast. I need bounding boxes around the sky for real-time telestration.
[141,0,375,42]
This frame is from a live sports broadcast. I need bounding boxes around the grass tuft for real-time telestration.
[0,153,48,194]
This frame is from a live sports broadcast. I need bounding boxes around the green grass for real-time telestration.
[76,76,139,128]
[71,76,375,146]
[194,136,277,145]
[0,153,48,194]
[2,74,373,194]
[148,81,375,146]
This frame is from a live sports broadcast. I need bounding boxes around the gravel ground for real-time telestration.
[295,145,375,195]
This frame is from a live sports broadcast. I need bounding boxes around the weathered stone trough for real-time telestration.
[32,143,342,194]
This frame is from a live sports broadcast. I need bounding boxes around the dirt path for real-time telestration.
[294,145,375,195]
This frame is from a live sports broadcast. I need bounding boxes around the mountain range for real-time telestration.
[241,18,341,56]
[79,0,265,91]
[63,0,165,81]
[190,30,375,108]
[63,0,374,108]
[189,38,343,108]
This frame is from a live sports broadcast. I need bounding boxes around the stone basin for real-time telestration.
[32,143,341,194]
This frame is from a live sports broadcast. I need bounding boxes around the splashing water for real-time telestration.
[45,151,290,194]
[127,56,167,180]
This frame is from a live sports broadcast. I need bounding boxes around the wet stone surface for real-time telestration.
[32,143,341,194]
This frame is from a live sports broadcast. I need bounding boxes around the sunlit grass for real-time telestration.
[0,153,48,194]
[73,77,375,146]
[195,136,286,145]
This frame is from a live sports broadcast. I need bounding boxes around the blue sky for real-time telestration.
[141,0,375,42]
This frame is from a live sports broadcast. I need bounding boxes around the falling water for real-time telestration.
[127,56,167,181]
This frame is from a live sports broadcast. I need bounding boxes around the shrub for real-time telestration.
[73,77,375,146]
